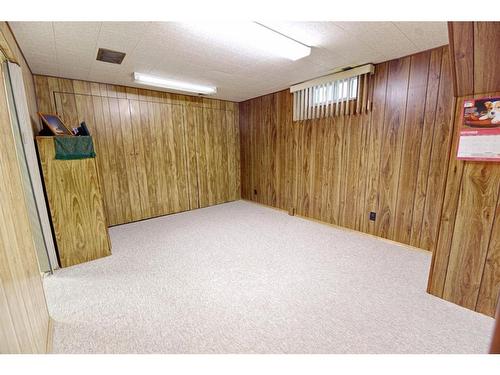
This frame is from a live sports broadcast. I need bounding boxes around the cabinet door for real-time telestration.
[129,100,192,218]
[144,100,168,217]
[194,107,239,207]
[166,103,190,214]
[182,104,200,210]
[114,97,142,223]
[54,93,239,226]
[129,99,152,220]
[56,93,142,225]
[154,102,190,215]
[89,95,122,225]
[57,93,114,225]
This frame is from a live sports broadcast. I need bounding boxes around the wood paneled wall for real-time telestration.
[240,43,500,317]
[427,92,500,316]
[449,22,500,96]
[0,60,49,353]
[34,75,240,226]
[427,22,500,317]
[240,46,455,251]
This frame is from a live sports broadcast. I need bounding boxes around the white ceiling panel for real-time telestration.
[53,22,100,53]
[9,21,449,102]
[10,22,58,74]
[96,22,151,54]
[393,22,449,51]
[334,22,416,61]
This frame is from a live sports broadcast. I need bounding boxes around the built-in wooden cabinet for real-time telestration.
[36,137,111,267]
[35,76,241,226]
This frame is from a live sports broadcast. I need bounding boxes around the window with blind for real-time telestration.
[290,64,374,121]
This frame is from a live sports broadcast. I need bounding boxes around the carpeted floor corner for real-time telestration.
[43,200,495,353]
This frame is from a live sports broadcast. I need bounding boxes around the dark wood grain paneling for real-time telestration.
[448,22,474,96]
[376,56,411,239]
[240,46,453,253]
[473,22,500,94]
[426,97,466,298]
[240,45,500,318]
[477,190,500,315]
[393,51,430,244]
[443,163,500,309]
[419,47,456,252]
[363,62,388,235]
[449,21,500,96]
[426,89,500,317]
[409,48,443,247]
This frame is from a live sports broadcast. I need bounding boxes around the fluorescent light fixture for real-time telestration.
[252,22,311,61]
[182,22,311,61]
[133,72,217,95]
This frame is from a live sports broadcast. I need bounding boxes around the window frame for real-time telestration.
[312,77,359,107]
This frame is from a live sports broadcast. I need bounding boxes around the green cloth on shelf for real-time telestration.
[54,136,96,160]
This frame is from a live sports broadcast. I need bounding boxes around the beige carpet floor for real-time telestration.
[44,200,495,353]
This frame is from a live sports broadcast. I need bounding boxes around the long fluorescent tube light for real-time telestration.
[133,72,217,95]
[251,22,311,61]
[185,22,311,61]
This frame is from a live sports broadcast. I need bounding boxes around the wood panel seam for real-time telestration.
[417,50,445,247]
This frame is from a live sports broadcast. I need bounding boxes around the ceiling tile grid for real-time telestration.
[9,21,449,102]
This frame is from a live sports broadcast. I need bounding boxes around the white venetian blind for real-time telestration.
[290,64,375,121]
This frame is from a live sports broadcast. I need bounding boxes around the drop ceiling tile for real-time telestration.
[57,68,90,82]
[53,22,101,53]
[335,22,413,61]
[29,62,59,76]
[9,22,57,70]
[393,22,449,50]
[96,22,151,54]
[258,22,341,48]
[9,22,54,49]
[89,60,125,78]
[118,59,154,76]
[99,21,151,36]
[25,50,57,63]
[261,21,379,67]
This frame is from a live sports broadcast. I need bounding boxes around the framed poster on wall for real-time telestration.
[457,97,500,162]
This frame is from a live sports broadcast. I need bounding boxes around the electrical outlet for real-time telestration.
[369,212,376,221]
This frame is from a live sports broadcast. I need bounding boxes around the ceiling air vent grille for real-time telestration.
[96,48,126,64]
